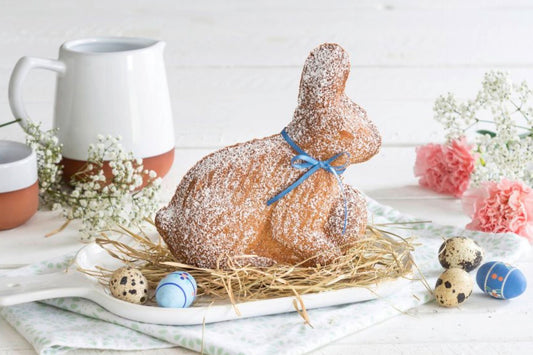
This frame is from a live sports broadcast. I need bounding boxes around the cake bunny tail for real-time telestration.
[297,43,350,107]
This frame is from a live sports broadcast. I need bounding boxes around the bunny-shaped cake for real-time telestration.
[156,43,381,269]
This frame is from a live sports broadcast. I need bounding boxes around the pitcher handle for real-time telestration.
[8,56,66,129]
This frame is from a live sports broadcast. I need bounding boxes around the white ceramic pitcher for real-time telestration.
[8,37,175,179]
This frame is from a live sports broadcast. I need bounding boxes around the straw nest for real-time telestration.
[82,222,416,313]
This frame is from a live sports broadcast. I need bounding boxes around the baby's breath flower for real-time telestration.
[433,71,533,188]
[20,123,162,241]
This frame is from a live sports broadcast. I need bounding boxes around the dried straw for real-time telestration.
[82,223,416,309]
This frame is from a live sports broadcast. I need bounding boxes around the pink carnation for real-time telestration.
[462,179,533,242]
[414,137,475,197]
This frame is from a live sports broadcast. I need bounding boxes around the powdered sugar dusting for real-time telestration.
[156,43,381,269]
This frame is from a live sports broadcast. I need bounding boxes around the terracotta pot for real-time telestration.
[0,141,38,231]
[0,182,39,230]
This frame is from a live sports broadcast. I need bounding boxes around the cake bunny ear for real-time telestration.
[298,43,350,107]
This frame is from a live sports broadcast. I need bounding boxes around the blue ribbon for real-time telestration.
[267,128,351,234]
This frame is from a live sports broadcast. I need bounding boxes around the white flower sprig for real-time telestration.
[24,121,63,198]
[22,122,161,241]
[433,71,533,187]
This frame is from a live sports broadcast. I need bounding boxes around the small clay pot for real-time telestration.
[0,141,39,230]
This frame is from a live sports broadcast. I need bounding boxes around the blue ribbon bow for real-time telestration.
[267,128,351,234]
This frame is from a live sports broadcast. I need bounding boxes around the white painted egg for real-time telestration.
[438,236,484,272]
[109,266,149,304]
[434,268,473,307]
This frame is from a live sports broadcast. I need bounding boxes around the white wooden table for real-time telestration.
[1,1,532,354]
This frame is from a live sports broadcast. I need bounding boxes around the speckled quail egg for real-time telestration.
[109,266,149,304]
[438,236,484,272]
[434,268,474,307]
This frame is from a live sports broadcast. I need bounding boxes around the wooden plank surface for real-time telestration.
[1,1,533,67]
[0,1,533,146]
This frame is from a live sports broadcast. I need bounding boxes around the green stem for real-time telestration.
[451,108,532,132]
[475,118,532,131]
[463,120,479,132]
[509,99,531,124]
[0,118,21,129]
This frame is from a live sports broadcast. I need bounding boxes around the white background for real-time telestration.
[0,0,532,354]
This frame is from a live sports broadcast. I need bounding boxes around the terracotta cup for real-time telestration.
[0,140,39,230]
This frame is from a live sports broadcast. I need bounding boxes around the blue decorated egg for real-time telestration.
[155,271,197,308]
[476,261,527,299]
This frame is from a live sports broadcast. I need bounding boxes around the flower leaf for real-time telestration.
[476,129,497,137]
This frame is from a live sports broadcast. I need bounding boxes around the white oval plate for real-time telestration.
[0,242,412,325]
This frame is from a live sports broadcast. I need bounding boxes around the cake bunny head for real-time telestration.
[286,43,381,164]
[156,43,381,269]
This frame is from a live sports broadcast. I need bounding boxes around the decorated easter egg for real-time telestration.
[156,271,197,308]
[434,268,473,307]
[109,266,149,304]
[476,261,527,299]
[438,236,484,272]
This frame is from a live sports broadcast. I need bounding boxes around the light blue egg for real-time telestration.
[155,271,197,308]
[476,261,527,299]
